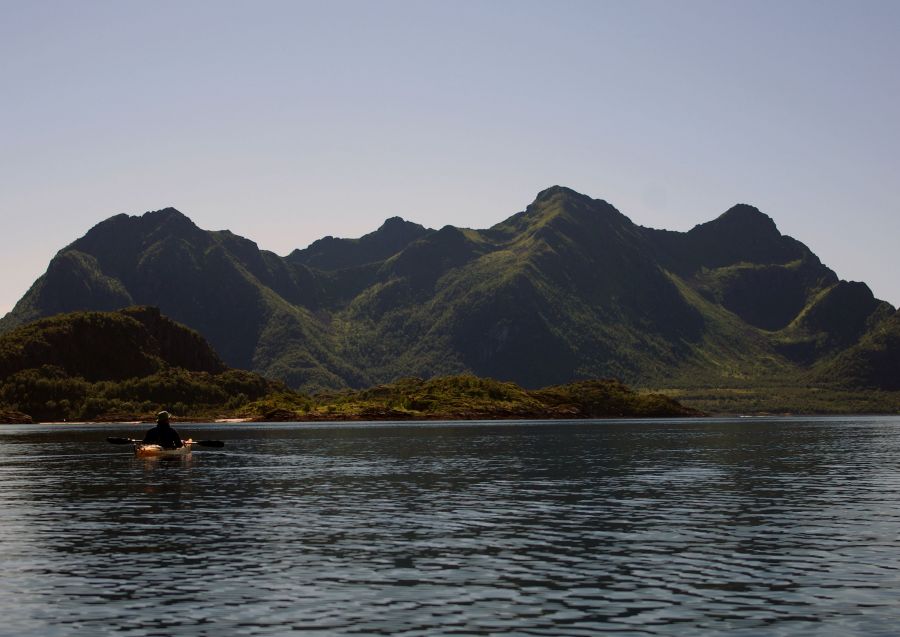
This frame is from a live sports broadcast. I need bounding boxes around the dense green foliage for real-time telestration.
[241,375,700,421]
[2,187,898,413]
[0,365,276,421]
[0,306,224,381]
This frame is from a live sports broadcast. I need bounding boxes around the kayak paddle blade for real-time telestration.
[194,440,225,448]
[106,437,137,445]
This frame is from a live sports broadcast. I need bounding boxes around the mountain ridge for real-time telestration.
[2,187,896,399]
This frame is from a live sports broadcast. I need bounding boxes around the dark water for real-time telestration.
[2,417,900,636]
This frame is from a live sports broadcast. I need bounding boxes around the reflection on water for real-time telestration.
[2,417,900,635]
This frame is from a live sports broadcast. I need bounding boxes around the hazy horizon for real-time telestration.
[2,0,899,315]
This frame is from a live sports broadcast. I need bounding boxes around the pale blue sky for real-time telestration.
[2,0,898,316]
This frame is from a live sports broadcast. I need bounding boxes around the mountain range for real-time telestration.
[2,186,898,398]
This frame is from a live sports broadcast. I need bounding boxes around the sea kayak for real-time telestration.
[134,441,193,457]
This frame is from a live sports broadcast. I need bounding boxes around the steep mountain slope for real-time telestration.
[2,187,895,393]
[814,309,900,390]
[383,188,707,386]
[1,209,332,379]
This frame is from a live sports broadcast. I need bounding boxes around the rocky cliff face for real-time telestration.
[2,187,895,391]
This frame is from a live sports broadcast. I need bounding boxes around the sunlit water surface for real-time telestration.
[2,417,900,636]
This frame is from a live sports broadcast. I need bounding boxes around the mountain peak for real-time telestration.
[379,215,410,228]
[375,216,427,238]
[145,206,185,217]
[531,186,620,219]
[69,207,206,260]
[713,203,778,233]
[140,207,199,232]
[534,185,591,203]
[689,203,780,242]
[488,186,624,241]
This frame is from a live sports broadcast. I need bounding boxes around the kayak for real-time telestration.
[107,437,222,454]
[134,441,193,457]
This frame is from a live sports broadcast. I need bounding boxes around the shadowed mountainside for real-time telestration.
[1,186,896,398]
[0,307,283,421]
[0,306,225,381]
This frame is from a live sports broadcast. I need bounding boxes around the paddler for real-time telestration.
[142,411,184,449]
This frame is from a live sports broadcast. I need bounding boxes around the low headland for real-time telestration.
[241,375,702,423]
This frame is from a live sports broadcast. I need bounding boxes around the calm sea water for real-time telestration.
[2,417,900,636]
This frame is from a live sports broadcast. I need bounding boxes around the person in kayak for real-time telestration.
[142,411,184,449]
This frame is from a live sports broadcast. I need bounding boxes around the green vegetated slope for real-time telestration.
[0,307,283,421]
[2,186,898,412]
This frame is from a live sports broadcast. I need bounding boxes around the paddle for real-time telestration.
[106,437,225,448]
[190,439,225,448]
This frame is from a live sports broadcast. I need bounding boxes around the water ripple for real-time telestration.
[2,417,900,635]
